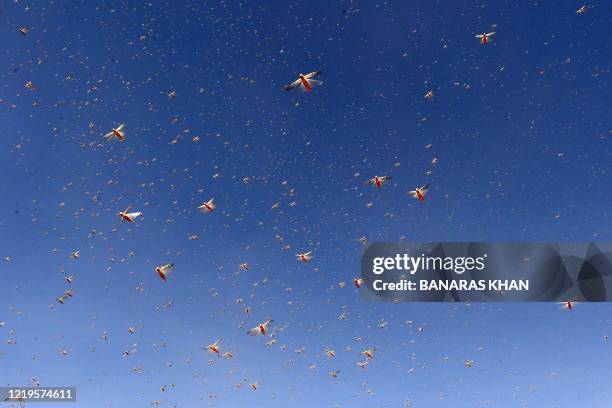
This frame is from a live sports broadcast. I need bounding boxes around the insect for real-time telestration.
[408,184,429,202]
[362,348,376,360]
[295,252,313,263]
[156,263,175,282]
[247,319,274,336]
[365,175,392,189]
[357,361,369,369]
[104,123,126,141]
[198,198,216,213]
[207,339,221,354]
[353,278,367,288]
[475,32,495,45]
[558,298,578,310]
[285,71,323,93]
[118,207,143,223]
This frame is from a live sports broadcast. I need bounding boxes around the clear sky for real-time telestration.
[0,0,610,407]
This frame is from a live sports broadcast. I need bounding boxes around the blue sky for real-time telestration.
[0,0,610,406]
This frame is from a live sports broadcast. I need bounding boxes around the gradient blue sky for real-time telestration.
[0,0,611,407]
